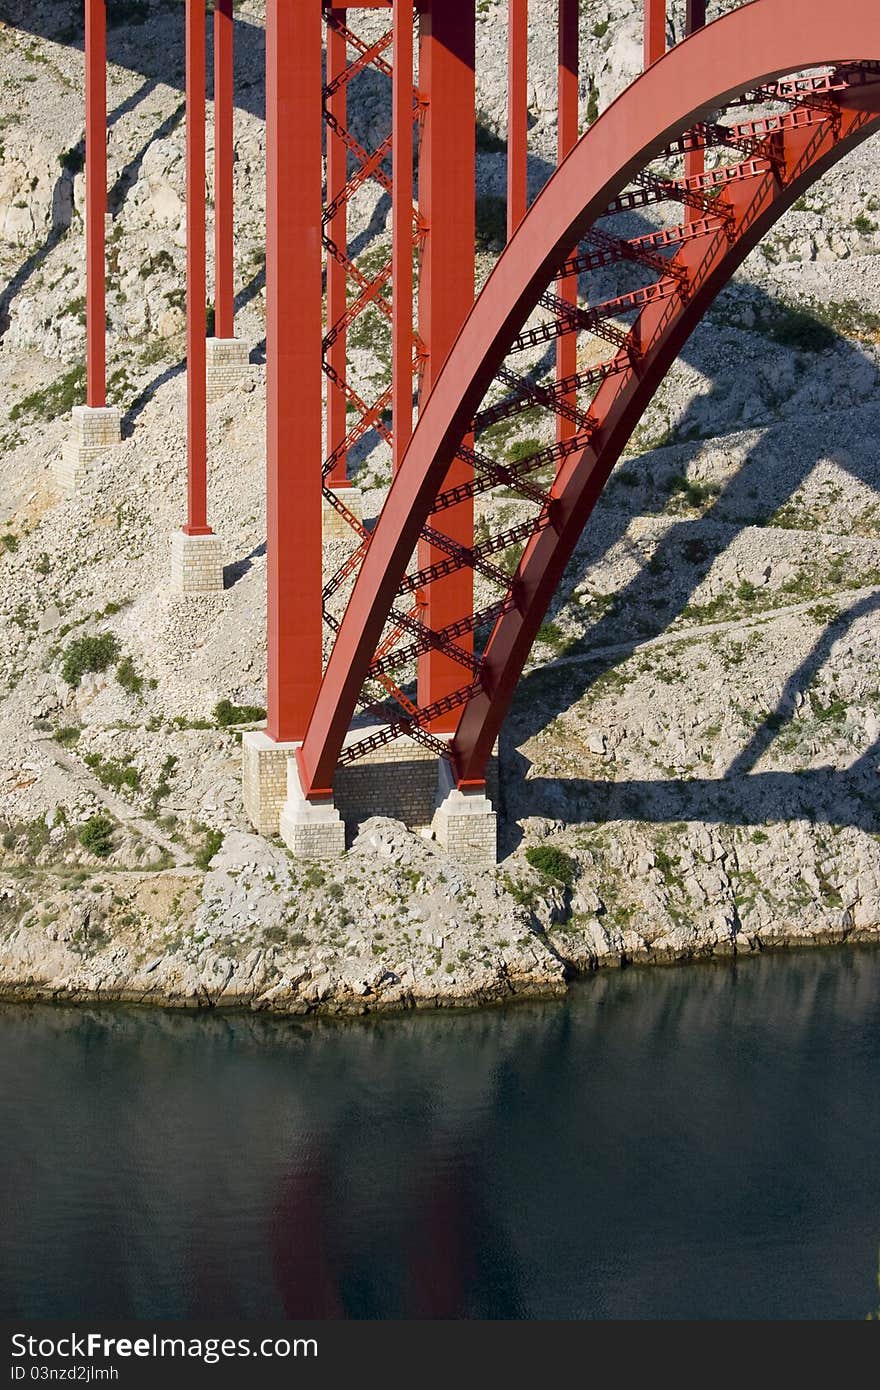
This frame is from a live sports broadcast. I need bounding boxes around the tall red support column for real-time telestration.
[213,0,235,340]
[643,0,666,68]
[507,0,528,240]
[392,0,415,472]
[265,0,324,743]
[685,0,706,215]
[416,0,476,729]
[555,0,578,445]
[184,0,210,537]
[85,0,107,409]
[326,10,350,487]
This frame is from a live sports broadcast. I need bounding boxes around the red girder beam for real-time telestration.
[392,0,415,470]
[474,360,623,432]
[213,0,235,340]
[184,0,210,536]
[85,0,107,409]
[326,9,350,486]
[265,0,323,742]
[329,13,393,79]
[370,601,509,679]
[323,127,393,226]
[507,0,528,239]
[402,515,544,597]
[560,217,725,279]
[323,25,392,99]
[416,0,476,730]
[556,0,578,446]
[323,234,393,323]
[643,0,665,69]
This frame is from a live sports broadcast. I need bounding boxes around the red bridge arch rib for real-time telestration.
[300,0,880,799]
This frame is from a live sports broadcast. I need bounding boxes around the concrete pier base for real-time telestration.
[323,485,364,541]
[169,530,224,594]
[279,753,346,860]
[56,405,122,489]
[242,731,301,836]
[431,761,498,868]
[243,723,499,863]
[206,337,250,402]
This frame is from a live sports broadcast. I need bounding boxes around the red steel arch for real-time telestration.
[300,0,880,798]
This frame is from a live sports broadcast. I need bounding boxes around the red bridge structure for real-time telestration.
[72,0,880,863]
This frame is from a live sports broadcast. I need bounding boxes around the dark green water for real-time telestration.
[1,946,879,1320]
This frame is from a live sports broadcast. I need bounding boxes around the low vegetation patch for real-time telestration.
[213,698,266,728]
[78,816,115,859]
[61,632,120,687]
[195,827,224,871]
[525,845,576,887]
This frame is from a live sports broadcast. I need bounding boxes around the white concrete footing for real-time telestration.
[431,761,498,867]
[56,405,122,489]
[169,530,224,594]
[206,337,250,402]
[242,730,299,836]
[279,752,346,859]
[323,485,364,540]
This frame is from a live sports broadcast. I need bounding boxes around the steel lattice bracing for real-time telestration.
[297,0,880,800]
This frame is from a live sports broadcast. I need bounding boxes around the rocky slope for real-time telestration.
[1,0,879,1016]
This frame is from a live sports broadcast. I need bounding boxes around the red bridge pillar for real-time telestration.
[61,0,121,490]
[184,0,209,540]
[507,0,528,239]
[213,0,235,340]
[643,0,666,68]
[555,0,578,445]
[244,0,327,841]
[85,0,107,410]
[392,0,416,471]
[685,0,706,214]
[416,0,476,729]
[170,0,225,592]
[265,0,324,743]
[326,8,351,489]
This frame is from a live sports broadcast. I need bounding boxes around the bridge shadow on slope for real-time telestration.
[501,272,880,848]
[0,76,159,338]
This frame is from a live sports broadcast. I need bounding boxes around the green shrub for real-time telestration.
[59,145,84,175]
[116,655,143,696]
[53,725,81,748]
[213,698,267,728]
[195,827,224,871]
[61,632,120,687]
[84,753,141,793]
[78,816,115,859]
[525,845,576,886]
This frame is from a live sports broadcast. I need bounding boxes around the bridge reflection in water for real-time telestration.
[0,946,878,1319]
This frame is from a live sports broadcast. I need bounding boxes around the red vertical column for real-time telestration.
[392,0,415,472]
[643,0,666,68]
[326,10,350,487]
[416,0,475,728]
[214,0,235,340]
[506,0,527,240]
[684,0,706,216]
[555,0,578,446]
[265,0,324,742]
[185,0,210,535]
[85,0,107,409]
